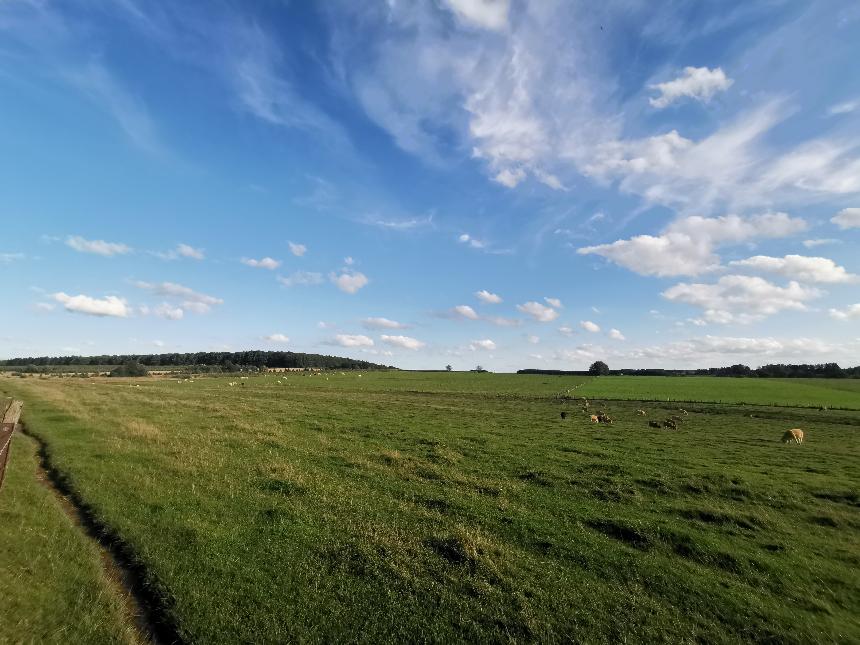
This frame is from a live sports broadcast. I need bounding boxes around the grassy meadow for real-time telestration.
[1,372,858,643]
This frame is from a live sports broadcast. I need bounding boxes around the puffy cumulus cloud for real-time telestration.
[829,304,860,320]
[52,292,130,317]
[544,297,562,308]
[476,289,502,304]
[578,212,807,277]
[580,320,600,333]
[443,0,509,31]
[469,338,497,351]
[832,208,860,229]
[277,271,323,287]
[287,241,306,257]
[154,303,183,320]
[264,333,290,343]
[133,281,223,313]
[453,304,480,320]
[649,67,733,109]
[380,334,426,350]
[516,301,558,322]
[332,334,374,347]
[65,235,130,256]
[623,335,836,361]
[242,256,281,270]
[662,275,822,324]
[362,317,408,330]
[729,255,858,284]
[493,167,526,188]
[330,271,369,294]
[608,328,626,340]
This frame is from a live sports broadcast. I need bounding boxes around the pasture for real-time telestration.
[1,372,858,643]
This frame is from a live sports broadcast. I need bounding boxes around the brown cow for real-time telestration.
[590,414,599,423]
[649,420,661,428]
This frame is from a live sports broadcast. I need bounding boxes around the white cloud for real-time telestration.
[133,281,223,313]
[832,208,860,229]
[469,338,497,351]
[578,212,807,277]
[176,243,204,260]
[317,321,335,329]
[453,304,480,320]
[344,256,355,265]
[380,334,426,350]
[362,317,408,330]
[264,333,290,343]
[516,301,558,322]
[287,241,306,257]
[443,0,509,31]
[662,275,822,324]
[580,320,600,333]
[363,214,434,231]
[66,235,130,256]
[476,289,502,304]
[802,238,840,248]
[330,271,369,294]
[242,257,281,270]
[458,233,487,249]
[493,167,526,188]
[608,328,626,341]
[622,335,838,362]
[333,334,374,348]
[277,271,324,287]
[649,66,733,109]
[828,100,858,116]
[526,334,540,344]
[729,254,858,284]
[829,304,860,320]
[153,340,165,348]
[52,292,130,317]
[558,326,574,336]
[544,297,562,308]
[154,303,183,320]
[33,302,55,312]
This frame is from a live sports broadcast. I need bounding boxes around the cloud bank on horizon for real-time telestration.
[1,0,859,370]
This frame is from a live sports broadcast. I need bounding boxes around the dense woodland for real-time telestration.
[0,351,392,371]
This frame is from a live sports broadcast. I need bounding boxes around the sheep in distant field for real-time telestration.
[679,409,688,415]
[590,414,599,423]
[782,429,804,444]
[663,419,677,430]
[649,420,661,428]
[637,409,646,416]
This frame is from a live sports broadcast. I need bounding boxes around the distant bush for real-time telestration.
[109,361,149,377]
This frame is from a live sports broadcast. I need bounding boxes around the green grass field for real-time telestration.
[1,372,858,643]
[0,431,141,644]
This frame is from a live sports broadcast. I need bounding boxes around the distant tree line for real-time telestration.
[519,362,860,378]
[0,351,393,371]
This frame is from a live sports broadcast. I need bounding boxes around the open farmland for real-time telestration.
[1,372,859,643]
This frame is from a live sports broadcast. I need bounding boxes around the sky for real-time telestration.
[1,0,859,371]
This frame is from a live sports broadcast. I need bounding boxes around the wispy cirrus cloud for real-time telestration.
[66,235,131,257]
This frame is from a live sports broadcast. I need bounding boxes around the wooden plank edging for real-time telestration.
[0,399,23,491]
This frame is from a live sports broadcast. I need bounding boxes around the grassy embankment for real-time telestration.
[1,372,858,642]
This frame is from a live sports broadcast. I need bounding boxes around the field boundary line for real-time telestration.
[20,421,186,645]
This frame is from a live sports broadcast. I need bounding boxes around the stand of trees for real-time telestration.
[520,362,860,378]
[0,351,393,371]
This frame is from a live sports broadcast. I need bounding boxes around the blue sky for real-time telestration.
[2,0,859,370]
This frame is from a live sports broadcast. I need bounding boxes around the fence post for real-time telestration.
[0,399,23,491]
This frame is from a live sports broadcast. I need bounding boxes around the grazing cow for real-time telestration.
[637,409,646,416]
[670,414,683,422]
[560,411,567,420]
[649,420,661,428]
[582,399,589,409]
[590,415,599,423]
[663,419,677,430]
[597,412,613,424]
[679,409,688,415]
[781,429,804,444]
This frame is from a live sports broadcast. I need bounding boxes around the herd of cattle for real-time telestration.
[560,398,805,443]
